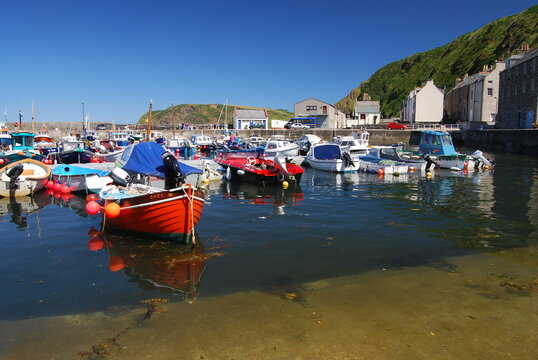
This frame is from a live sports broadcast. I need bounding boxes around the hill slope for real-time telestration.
[138,104,293,126]
[336,5,538,118]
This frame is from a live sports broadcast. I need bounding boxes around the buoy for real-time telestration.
[105,202,121,218]
[61,193,73,202]
[282,180,289,189]
[46,180,55,189]
[53,182,62,192]
[483,165,490,170]
[409,166,415,172]
[53,191,62,199]
[426,172,433,179]
[202,178,210,186]
[377,168,384,176]
[88,237,104,251]
[0,159,4,165]
[86,193,99,203]
[61,184,71,194]
[87,227,100,238]
[109,255,125,271]
[86,200,101,215]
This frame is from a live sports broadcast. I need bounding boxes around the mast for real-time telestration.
[146,99,153,141]
[82,102,86,138]
[31,102,35,133]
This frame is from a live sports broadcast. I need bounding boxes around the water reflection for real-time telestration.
[221,181,303,215]
[87,229,207,303]
[0,191,50,228]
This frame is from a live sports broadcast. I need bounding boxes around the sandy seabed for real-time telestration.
[2,249,537,360]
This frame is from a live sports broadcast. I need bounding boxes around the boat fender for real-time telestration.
[7,163,24,189]
[225,167,232,181]
[237,169,245,176]
[109,167,132,187]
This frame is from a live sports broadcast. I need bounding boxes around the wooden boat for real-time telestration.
[98,183,205,244]
[215,151,303,186]
[0,158,51,197]
[305,143,359,172]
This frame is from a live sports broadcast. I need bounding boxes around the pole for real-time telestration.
[31,102,35,133]
[82,102,86,138]
[146,99,153,141]
[18,109,22,129]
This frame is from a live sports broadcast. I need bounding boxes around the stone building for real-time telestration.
[294,98,346,128]
[401,80,444,123]
[444,61,505,125]
[497,47,538,129]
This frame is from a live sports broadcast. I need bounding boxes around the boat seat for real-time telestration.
[22,169,35,176]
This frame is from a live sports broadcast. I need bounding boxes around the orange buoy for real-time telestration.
[109,255,125,271]
[377,168,384,176]
[105,202,121,218]
[409,166,415,172]
[88,237,104,251]
[86,200,101,215]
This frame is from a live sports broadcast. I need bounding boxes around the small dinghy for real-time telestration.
[0,159,51,197]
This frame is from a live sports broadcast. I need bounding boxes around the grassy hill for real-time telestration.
[138,104,293,126]
[335,5,538,118]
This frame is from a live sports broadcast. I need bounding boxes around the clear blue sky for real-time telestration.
[0,0,535,124]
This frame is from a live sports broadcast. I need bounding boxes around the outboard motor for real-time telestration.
[109,167,132,187]
[342,151,355,168]
[423,155,439,173]
[7,164,24,189]
[161,152,185,190]
[471,150,493,169]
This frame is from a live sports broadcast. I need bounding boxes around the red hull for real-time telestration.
[103,186,205,243]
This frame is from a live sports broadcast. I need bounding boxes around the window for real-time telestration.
[487,88,493,96]
[360,114,366,119]
[306,105,317,111]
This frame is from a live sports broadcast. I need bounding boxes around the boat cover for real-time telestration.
[122,142,202,177]
[313,144,341,160]
[52,164,109,177]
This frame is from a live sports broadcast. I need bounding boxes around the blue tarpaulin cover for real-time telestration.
[122,142,202,177]
[313,144,341,160]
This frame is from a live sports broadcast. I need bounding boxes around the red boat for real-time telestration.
[98,183,205,244]
[215,152,303,186]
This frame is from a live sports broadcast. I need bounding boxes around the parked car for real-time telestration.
[387,122,407,130]
[288,123,310,130]
[96,124,107,130]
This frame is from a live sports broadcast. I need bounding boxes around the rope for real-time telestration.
[184,184,196,246]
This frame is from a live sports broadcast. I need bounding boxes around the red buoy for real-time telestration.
[46,180,55,189]
[61,184,71,194]
[53,182,62,192]
[88,237,104,251]
[86,200,101,215]
[87,227,100,238]
[109,255,125,271]
[86,194,99,203]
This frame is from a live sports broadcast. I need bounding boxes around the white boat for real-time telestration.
[191,135,216,151]
[52,164,111,192]
[0,159,51,197]
[305,143,358,172]
[264,139,299,158]
[366,146,426,172]
[333,131,369,158]
[358,147,409,174]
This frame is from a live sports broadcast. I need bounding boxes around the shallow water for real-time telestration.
[1,149,537,359]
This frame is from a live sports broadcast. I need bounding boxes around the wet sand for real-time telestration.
[2,250,537,360]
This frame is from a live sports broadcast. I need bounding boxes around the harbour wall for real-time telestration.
[461,129,538,155]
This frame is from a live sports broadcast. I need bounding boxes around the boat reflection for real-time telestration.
[221,181,303,215]
[0,191,51,228]
[87,229,207,303]
[46,190,89,217]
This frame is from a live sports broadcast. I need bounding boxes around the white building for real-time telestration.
[294,98,346,128]
[348,93,381,127]
[232,108,268,130]
[401,80,444,123]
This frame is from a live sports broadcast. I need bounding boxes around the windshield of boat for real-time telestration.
[441,134,452,146]
[13,135,34,148]
[380,147,398,158]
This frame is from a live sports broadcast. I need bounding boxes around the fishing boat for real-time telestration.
[333,131,370,158]
[406,130,493,170]
[263,139,299,158]
[1,132,45,165]
[88,141,205,244]
[305,143,359,172]
[215,151,303,186]
[191,135,216,152]
[167,137,196,156]
[52,164,110,192]
[93,140,125,162]
[365,146,425,172]
[0,158,51,197]
[52,136,94,164]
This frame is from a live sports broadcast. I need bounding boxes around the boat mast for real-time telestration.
[82,102,86,138]
[31,101,35,133]
[146,99,153,141]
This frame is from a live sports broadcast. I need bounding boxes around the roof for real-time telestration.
[294,97,334,107]
[508,48,538,68]
[355,101,380,113]
[234,109,267,119]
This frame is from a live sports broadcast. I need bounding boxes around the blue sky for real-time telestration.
[0,0,535,124]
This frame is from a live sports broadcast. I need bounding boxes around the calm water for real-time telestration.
[1,149,538,359]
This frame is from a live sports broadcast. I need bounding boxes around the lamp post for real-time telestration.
[146,99,153,142]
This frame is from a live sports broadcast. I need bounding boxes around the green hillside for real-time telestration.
[336,5,538,118]
[138,104,293,126]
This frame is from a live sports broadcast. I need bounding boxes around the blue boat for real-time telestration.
[0,132,45,166]
[52,164,110,192]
